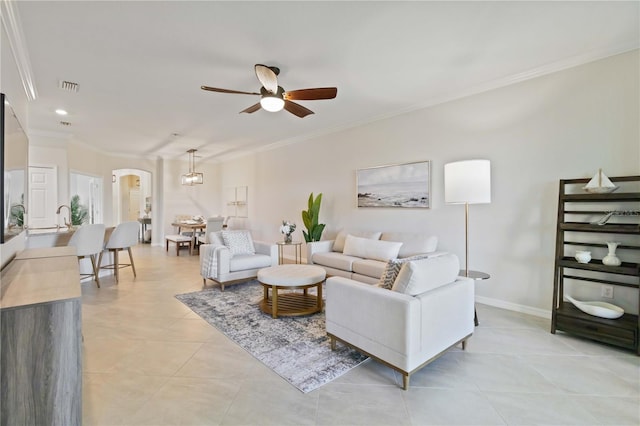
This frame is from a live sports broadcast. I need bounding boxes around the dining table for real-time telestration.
[171,221,206,252]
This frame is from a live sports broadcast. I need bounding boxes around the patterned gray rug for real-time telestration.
[175,280,368,393]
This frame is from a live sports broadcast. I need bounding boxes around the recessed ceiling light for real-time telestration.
[55,109,68,115]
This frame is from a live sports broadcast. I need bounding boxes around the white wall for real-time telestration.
[1,14,29,266]
[161,158,222,239]
[215,50,640,316]
[15,47,639,315]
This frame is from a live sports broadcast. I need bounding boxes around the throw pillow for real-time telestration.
[391,253,460,296]
[343,234,402,262]
[377,252,444,290]
[220,230,256,256]
[333,230,382,252]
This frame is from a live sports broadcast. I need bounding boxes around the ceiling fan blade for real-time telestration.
[254,64,278,94]
[240,103,262,114]
[284,87,337,101]
[201,86,260,96]
[284,100,314,118]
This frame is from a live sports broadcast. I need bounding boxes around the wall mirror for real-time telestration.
[1,93,29,244]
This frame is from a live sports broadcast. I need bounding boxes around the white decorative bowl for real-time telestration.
[575,251,591,264]
[565,295,624,319]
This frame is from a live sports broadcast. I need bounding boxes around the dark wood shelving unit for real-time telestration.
[551,175,640,355]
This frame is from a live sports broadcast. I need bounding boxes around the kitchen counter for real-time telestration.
[25,227,76,248]
[0,246,82,425]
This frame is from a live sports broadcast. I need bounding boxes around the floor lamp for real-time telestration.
[444,159,491,278]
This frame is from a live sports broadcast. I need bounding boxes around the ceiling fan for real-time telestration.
[201,64,337,118]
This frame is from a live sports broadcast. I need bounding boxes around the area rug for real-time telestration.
[175,281,368,393]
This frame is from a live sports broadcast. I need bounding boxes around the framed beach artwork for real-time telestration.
[356,161,431,208]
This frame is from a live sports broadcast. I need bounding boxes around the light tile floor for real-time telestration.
[82,244,640,425]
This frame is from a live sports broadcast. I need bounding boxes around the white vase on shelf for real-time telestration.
[602,242,621,266]
[575,251,591,264]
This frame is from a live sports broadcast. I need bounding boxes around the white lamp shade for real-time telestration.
[444,159,491,204]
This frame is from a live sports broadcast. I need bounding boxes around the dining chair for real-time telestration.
[67,223,106,287]
[197,216,225,246]
[98,221,139,282]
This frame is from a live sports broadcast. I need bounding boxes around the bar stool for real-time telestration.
[98,221,139,283]
[68,223,106,287]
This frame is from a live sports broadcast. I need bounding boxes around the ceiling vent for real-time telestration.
[59,121,71,126]
[58,80,79,93]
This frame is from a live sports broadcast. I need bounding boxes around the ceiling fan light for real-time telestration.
[260,96,284,112]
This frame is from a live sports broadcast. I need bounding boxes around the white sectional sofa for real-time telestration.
[326,253,475,389]
[306,230,439,284]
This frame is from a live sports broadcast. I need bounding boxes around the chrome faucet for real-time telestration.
[56,204,72,229]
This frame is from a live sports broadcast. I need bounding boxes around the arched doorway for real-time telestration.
[112,168,152,240]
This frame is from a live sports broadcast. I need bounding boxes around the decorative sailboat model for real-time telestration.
[583,169,618,193]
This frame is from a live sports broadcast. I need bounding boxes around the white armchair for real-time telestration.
[326,253,474,390]
[200,229,278,290]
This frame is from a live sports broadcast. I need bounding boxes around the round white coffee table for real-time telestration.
[257,264,326,318]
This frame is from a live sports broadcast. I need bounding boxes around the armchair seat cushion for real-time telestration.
[229,253,273,272]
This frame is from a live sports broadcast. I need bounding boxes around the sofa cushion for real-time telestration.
[221,230,256,256]
[392,253,460,296]
[343,234,403,262]
[333,230,382,253]
[377,252,446,290]
[312,251,361,272]
[352,258,387,279]
[380,232,438,258]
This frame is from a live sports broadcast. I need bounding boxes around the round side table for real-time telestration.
[460,269,490,327]
[276,241,302,264]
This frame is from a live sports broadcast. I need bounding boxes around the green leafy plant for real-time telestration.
[301,192,325,242]
[70,194,89,225]
[9,194,25,227]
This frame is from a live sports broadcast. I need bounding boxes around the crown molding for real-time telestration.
[1,0,37,100]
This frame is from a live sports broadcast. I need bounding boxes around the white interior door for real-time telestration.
[28,166,58,228]
[128,187,140,221]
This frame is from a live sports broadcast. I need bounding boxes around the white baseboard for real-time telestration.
[475,295,551,319]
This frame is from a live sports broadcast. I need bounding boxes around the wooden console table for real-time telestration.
[0,246,82,425]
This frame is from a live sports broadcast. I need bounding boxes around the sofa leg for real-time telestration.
[330,335,336,351]
[402,373,409,390]
[462,339,467,350]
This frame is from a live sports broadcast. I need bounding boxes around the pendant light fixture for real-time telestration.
[181,149,203,185]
